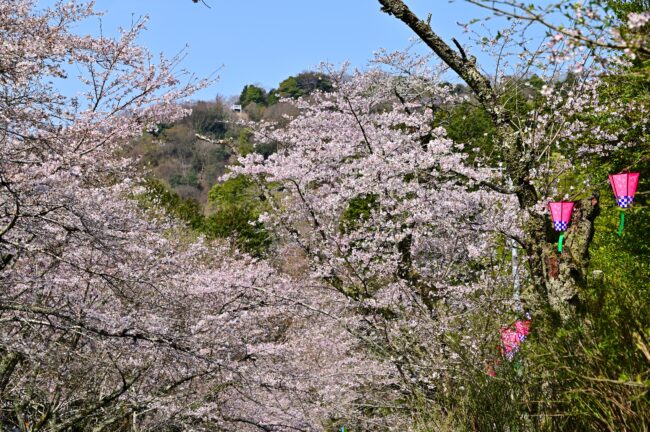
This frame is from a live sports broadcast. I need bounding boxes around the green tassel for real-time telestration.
[617,212,625,237]
[558,232,565,253]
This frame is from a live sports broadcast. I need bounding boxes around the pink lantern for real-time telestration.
[500,313,532,361]
[609,172,640,208]
[548,201,574,252]
[609,172,640,236]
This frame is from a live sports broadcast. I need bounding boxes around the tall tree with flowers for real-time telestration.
[223,1,649,427]
[375,0,650,319]
[0,2,377,431]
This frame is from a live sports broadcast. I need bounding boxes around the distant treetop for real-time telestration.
[239,71,334,108]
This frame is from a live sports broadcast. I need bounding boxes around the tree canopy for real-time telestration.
[2,1,649,430]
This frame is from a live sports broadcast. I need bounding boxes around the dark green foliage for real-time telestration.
[254,140,278,159]
[277,76,302,99]
[169,169,200,188]
[528,74,545,90]
[142,177,270,256]
[208,174,256,205]
[434,75,548,167]
[235,128,255,156]
[143,178,204,230]
[277,72,333,99]
[237,72,332,108]
[435,102,496,165]
[187,100,229,136]
[204,206,271,256]
[207,175,271,256]
[340,194,379,233]
[295,71,334,94]
[266,88,280,105]
[239,84,267,107]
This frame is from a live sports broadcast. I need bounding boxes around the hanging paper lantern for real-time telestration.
[500,313,532,361]
[548,201,574,252]
[609,172,640,236]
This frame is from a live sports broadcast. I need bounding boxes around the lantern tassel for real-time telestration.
[617,212,625,237]
[558,232,565,253]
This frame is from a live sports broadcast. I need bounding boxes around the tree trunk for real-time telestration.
[541,196,599,319]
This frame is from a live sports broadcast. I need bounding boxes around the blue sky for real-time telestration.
[39,0,492,101]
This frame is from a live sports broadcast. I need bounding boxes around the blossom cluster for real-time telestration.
[628,12,650,30]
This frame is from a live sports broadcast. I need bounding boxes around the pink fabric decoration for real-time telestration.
[548,201,574,231]
[609,172,640,209]
[500,316,532,361]
[514,319,531,338]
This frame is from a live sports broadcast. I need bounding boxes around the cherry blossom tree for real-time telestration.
[374,0,650,320]
[4,0,647,430]
[222,0,648,425]
[461,0,650,58]
[0,2,368,430]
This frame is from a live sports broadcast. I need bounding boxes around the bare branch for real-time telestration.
[452,37,468,62]
[195,133,235,151]
[378,0,502,124]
